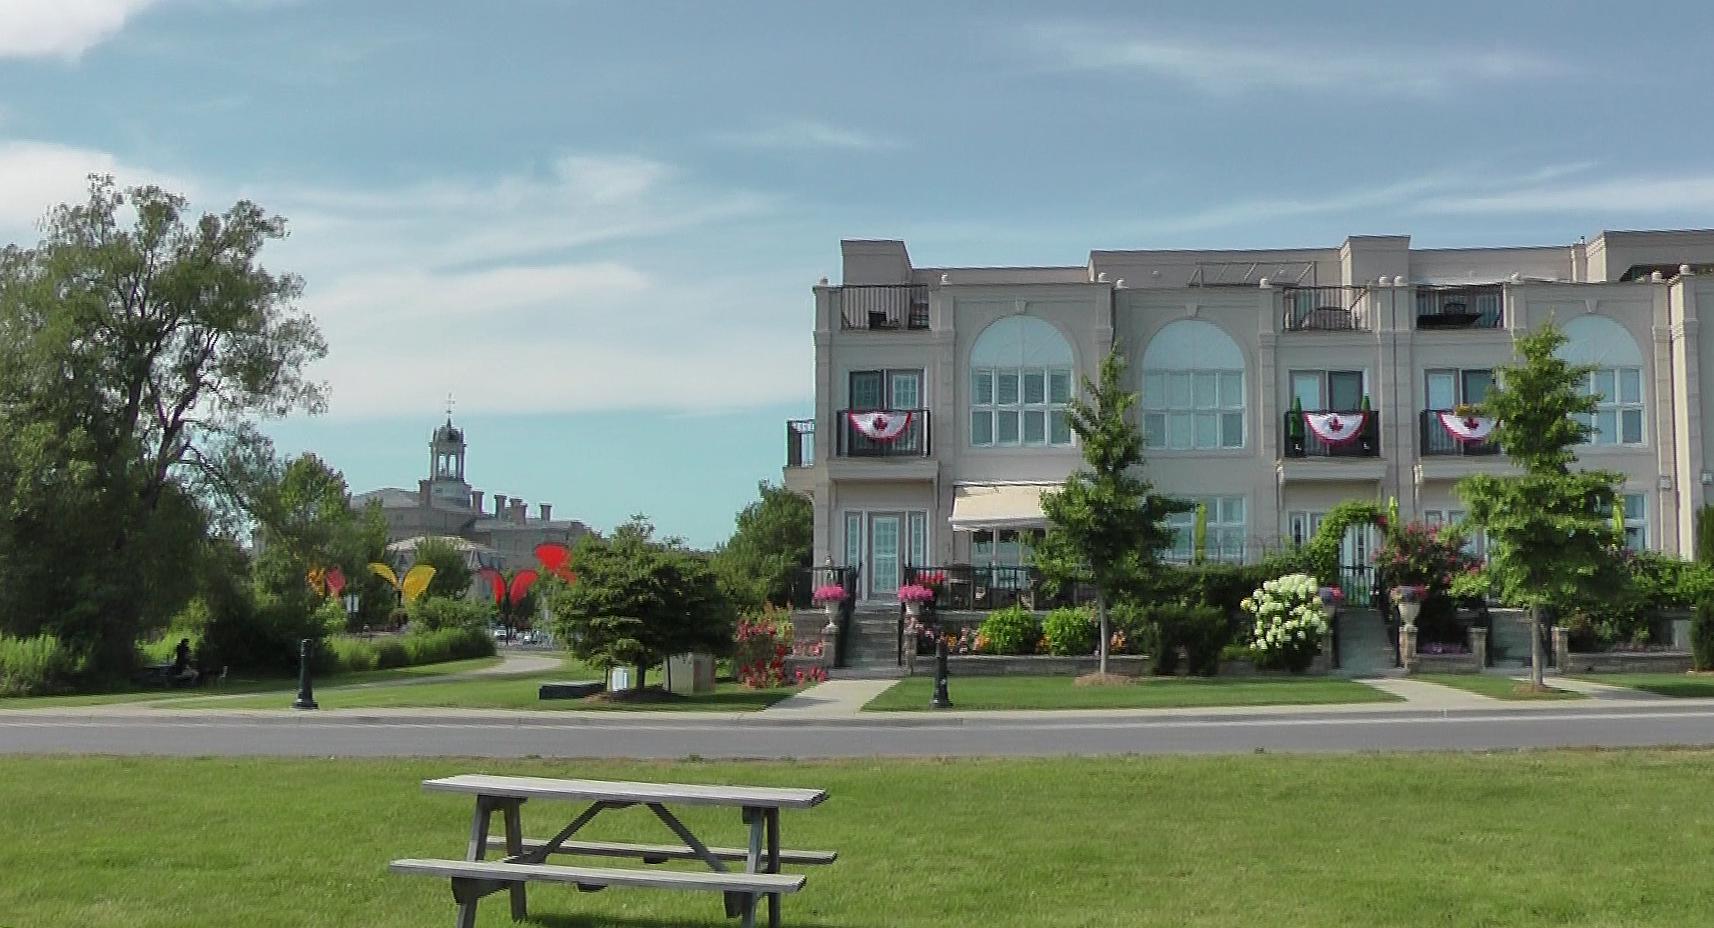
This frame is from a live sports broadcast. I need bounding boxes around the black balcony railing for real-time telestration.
[1416,286,1503,329]
[1282,410,1381,458]
[838,285,929,331]
[1420,409,1500,456]
[1280,285,1371,331]
[836,408,930,457]
[901,565,1095,612]
[785,418,814,467]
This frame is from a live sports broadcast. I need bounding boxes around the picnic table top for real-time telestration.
[423,774,829,810]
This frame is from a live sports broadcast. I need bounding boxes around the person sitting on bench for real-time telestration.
[172,638,199,686]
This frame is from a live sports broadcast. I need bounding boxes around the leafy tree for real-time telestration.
[1035,348,1187,676]
[712,481,812,610]
[0,177,325,671]
[411,537,474,601]
[550,516,735,689]
[1458,322,1621,689]
[250,454,391,631]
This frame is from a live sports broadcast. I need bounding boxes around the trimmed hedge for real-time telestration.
[319,626,495,674]
[978,607,1040,655]
[1041,607,1096,656]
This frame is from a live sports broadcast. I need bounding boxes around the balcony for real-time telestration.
[1416,285,1503,330]
[1420,409,1499,456]
[837,284,929,331]
[836,408,930,458]
[1280,285,1371,332]
[1282,410,1381,458]
[784,418,815,467]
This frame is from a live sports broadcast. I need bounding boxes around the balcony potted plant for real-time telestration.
[811,583,847,621]
[898,582,936,618]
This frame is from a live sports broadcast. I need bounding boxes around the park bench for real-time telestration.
[390,773,834,928]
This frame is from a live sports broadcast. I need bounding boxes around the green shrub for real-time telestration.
[1218,642,1258,663]
[1041,607,1095,656]
[407,595,490,632]
[977,606,1039,655]
[0,634,84,696]
[1172,604,1229,676]
[317,626,495,675]
[401,626,496,666]
[1108,602,1151,655]
[1695,600,1714,671]
[1165,563,1275,616]
[374,638,409,669]
[326,636,379,672]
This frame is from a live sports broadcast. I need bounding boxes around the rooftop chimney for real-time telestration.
[538,502,553,523]
[511,500,528,524]
[470,489,485,515]
[493,494,508,518]
[417,479,431,507]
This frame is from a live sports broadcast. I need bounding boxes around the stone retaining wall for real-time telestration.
[908,654,1149,677]
[1561,651,1693,674]
[1414,652,1479,673]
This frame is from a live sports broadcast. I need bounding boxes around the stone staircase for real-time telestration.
[1336,608,1397,677]
[837,610,906,678]
[1488,610,1534,668]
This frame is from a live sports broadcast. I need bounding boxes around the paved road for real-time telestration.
[9,705,1714,758]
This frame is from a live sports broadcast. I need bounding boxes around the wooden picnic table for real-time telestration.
[392,773,833,928]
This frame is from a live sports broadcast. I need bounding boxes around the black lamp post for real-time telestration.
[291,638,318,710]
[930,619,953,709]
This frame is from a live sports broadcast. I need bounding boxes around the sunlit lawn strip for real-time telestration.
[863,674,1398,711]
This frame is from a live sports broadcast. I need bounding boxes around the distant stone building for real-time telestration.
[352,415,593,571]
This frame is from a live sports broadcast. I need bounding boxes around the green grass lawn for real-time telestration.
[6,751,1714,926]
[1573,673,1714,697]
[0,656,505,709]
[1415,673,1585,700]
[165,657,798,712]
[863,674,1398,711]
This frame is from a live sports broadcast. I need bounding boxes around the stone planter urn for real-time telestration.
[904,601,923,620]
[823,601,839,621]
[1396,601,1422,629]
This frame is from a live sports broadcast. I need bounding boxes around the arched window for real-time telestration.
[969,316,1076,447]
[1559,315,1644,446]
[1141,320,1246,450]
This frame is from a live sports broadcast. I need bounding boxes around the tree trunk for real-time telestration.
[1096,593,1110,676]
[1528,604,1545,690]
[636,663,648,691]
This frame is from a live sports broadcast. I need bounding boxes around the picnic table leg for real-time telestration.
[766,808,781,928]
[460,798,494,928]
[501,799,528,921]
[740,806,764,928]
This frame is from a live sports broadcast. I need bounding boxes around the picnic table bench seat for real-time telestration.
[422,773,828,808]
[390,857,807,895]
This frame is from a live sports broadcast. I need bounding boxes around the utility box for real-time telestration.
[665,653,716,695]
[606,666,633,692]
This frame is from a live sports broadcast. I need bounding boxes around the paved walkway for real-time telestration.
[471,651,559,676]
[760,679,897,717]
[1526,674,1672,700]
[1359,677,1505,708]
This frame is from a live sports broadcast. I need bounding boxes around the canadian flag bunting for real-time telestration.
[1303,411,1367,445]
[848,411,912,442]
[1437,412,1497,443]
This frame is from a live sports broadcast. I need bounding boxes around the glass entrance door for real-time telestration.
[869,514,901,598]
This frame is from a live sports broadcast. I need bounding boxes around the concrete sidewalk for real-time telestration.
[760,679,897,718]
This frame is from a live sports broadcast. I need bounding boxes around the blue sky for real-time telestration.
[3,0,1714,546]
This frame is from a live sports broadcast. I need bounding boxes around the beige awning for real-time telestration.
[949,483,1057,532]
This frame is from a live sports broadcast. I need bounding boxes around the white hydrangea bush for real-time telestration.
[1240,572,1330,673]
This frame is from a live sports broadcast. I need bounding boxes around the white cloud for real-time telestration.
[0,139,194,232]
[711,119,902,151]
[1418,175,1714,215]
[0,141,804,420]
[0,0,166,60]
[1019,22,1560,97]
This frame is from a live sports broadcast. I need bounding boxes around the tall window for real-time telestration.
[1166,496,1246,562]
[969,316,1075,448]
[1620,493,1647,552]
[1558,314,1645,447]
[1141,320,1246,451]
[1578,367,1644,446]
